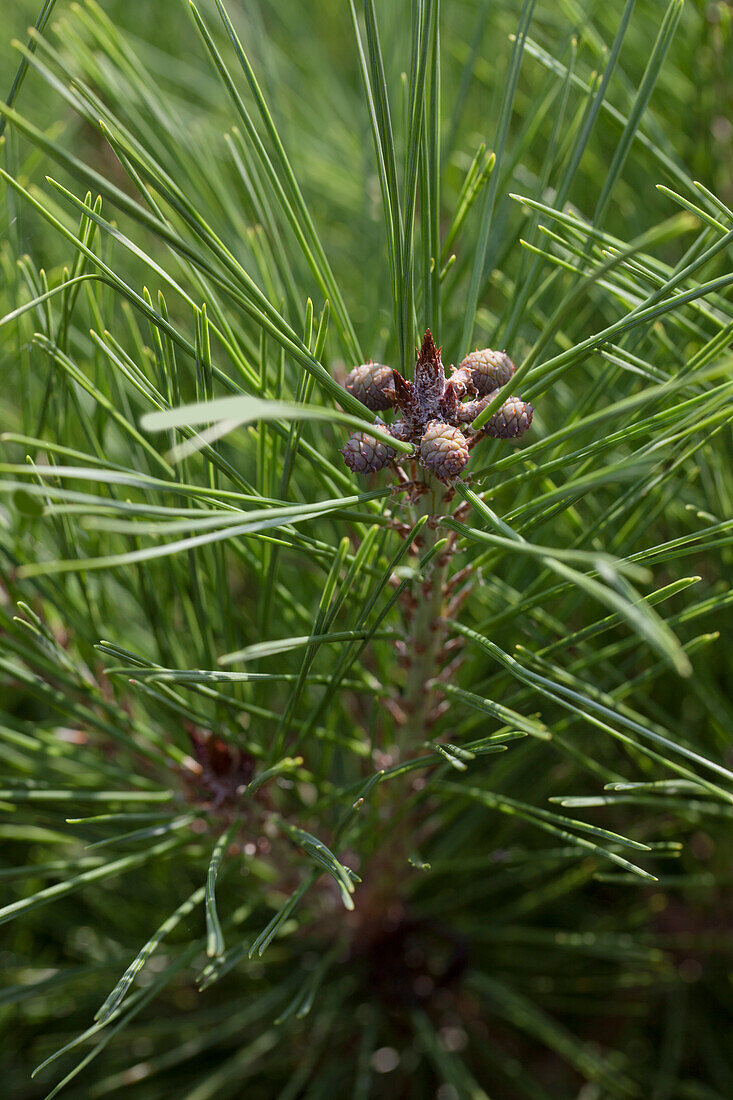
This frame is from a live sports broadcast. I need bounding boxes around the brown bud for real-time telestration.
[414,328,447,418]
[392,370,421,426]
[344,361,396,411]
[458,348,515,396]
[420,421,469,481]
[439,379,462,423]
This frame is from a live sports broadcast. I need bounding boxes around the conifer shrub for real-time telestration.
[1,1,732,1096]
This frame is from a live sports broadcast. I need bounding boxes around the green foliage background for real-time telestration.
[1,1,732,1097]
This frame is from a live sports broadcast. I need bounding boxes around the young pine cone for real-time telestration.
[339,331,533,481]
[456,391,533,438]
[388,417,415,445]
[484,395,534,439]
[341,429,396,474]
[457,348,515,396]
[420,421,469,480]
[344,361,396,411]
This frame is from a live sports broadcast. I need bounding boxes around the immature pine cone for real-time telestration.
[387,417,415,444]
[485,395,534,439]
[344,361,396,411]
[458,348,515,396]
[420,421,469,480]
[341,429,396,474]
[339,331,533,481]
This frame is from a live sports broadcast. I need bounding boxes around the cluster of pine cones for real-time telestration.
[340,330,533,481]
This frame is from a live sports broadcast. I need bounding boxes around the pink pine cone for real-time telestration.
[458,348,515,396]
[341,430,396,474]
[344,361,396,411]
[485,395,534,439]
[387,417,415,444]
[339,332,533,481]
[420,421,469,481]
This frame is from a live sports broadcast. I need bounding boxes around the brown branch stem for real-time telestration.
[399,484,452,753]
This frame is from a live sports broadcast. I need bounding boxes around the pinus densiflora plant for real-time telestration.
[1,0,732,1095]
